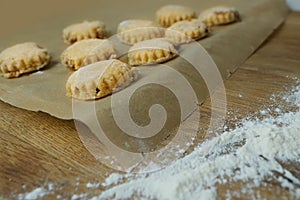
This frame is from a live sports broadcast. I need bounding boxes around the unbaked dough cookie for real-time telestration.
[165,20,209,44]
[66,59,138,100]
[61,39,116,70]
[156,5,196,28]
[117,20,164,45]
[128,38,177,66]
[63,20,107,45]
[0,42,50,78]
[199,6,240,27]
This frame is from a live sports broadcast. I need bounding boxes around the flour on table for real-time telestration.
[17,187,50,200]
[95,84,300,200]
[8,84,300,200]
[71,193,88,200]
[86,182,100,189]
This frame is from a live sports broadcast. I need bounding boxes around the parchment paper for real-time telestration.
[0,0,289,122]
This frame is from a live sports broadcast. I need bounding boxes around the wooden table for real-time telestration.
[1,12,300,199]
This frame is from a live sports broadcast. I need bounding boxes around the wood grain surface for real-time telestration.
[1,12,300,200]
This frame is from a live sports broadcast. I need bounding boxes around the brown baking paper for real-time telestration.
[0,0,288,118]
[0,0,289,171]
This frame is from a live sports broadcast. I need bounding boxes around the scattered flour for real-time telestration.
[102,173,125,187]
[86,182,100,189]
[71,193,88,200]
[9,84,300,200]
[17,187,50,200]
[94,85,300,200]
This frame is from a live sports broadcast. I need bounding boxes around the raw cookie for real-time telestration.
[61,39,116,70]
[66,59,139,100]
[128,38,177,66]
[199,6,240,27]
[63,20,107,45]
[0,42,50,78]
[156,5,196,28]
[63,21,107,44]
[165,20,209,44]
[117,20,164,45]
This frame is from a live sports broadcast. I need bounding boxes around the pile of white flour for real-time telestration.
[14,84,300,199]
[96,85,300,200]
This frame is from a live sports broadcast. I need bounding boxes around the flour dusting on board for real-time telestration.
[95,84,300,200]
[17,187,51,200]
[10,84,300,200]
